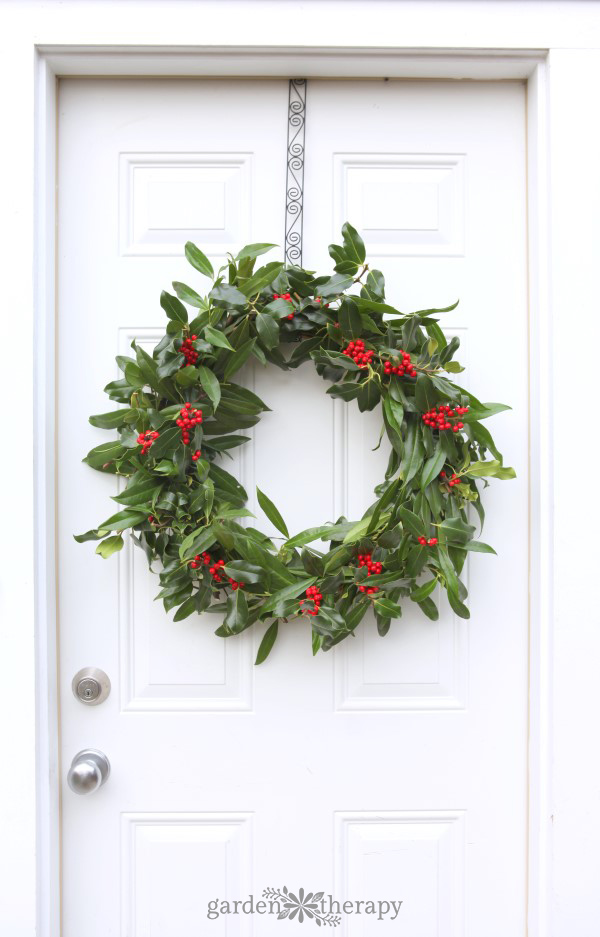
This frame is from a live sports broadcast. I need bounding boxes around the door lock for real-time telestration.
[72,667,111,705]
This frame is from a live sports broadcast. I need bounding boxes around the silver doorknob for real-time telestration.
[67,749,110,795]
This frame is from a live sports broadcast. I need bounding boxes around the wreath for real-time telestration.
[76,223,515,664]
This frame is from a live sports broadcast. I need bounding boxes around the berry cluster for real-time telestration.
[273,292,295,320]
[175,402,203,445]
[383,349,417,378]
[299,584,323,616]
[342,340,375,369]
[180,335,199,367]
[191,449,202,462]
[417,536,438,546]
[440,470,460,487]
[189,552,244,590]
[421,404,469,433]
[357,553,383,594]
[137,430,159,455]
[189,550,211,570]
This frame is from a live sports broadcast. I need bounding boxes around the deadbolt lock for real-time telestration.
[72,667,111,706]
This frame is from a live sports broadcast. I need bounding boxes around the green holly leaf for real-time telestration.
[160,290,188,325]
[255,621,279,664]
[261,577,316,614]
[239,261,284,297]
[465,460,516,480]
[223,339,256,380]
[209,282,247,307]
[338,298,362,339]
[83,440,126,469]
[197,365,221,410]
[222,561,264,584]
[236,242,278,261]
[255,312,280,350]
[224,587,249,633]
[256,487,289,537]
[356,380,381,412]
[179,524,216,561]
[95,535,124,559]
[420,442,446,490]
[410,578,438,603]
[341,221,366,264]
[184,241,214,278]
[173,595,197,621]
[96,510,147,532]
[89,408,137,429]
[172,281,206,308]
[204,326,234,351]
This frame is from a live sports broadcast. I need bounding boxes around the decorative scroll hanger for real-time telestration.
[284,79,306,267]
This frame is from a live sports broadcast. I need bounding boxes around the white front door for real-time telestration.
[57,77,528,935]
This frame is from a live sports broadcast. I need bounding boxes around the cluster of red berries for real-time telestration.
[189,552,244,590]
[357,553,383,594]
[342,339,375,369]
[421,404,469,433]
[383,349,417,378]
[299,584,323,616]
[273,292,295,320]
[440,470,460,487]
[191,449,202,462]
[137,430,159,455]
[175,402,203,445]
[180,335,199,367]
[417,536,438,546]
[189,551,212,570]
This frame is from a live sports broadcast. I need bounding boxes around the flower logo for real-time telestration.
[262,887,341,927]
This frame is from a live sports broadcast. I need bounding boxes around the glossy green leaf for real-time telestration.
[420,442,446,490]
[410,578,438,603]
[338,298,362,339]
[222,561,264,584]
[97,509,147,532]
[223,339,256,380]
[173,595,197,621]
[95,535,124,559]
[342,221,366,264]
[172,281,206,308]
[255,621,279,664]
[236,242,278,261]
[204,326,234,351]
[179,524,216,561]
[89,408,137,429]
[160,290,188,325]
[185,241,214,278]
[256,487,289,537]
[83,441,126,469]
[240,262,284,297]
[209,283,247,307]
[260,577,316,614]
[462,540,497,554]
[224,587,249,633]
[255,312,279,350]
[197,365,221,410]
[465,460,516,479]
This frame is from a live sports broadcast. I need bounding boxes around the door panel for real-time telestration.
[58,77,528,935]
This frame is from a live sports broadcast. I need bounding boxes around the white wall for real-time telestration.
[0,3,598,935]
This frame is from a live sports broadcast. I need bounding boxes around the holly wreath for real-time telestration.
[76,223,515,664]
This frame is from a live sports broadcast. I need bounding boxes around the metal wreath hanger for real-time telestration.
[284,79,306,266]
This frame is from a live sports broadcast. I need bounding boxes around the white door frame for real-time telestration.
[32,46,552,936]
